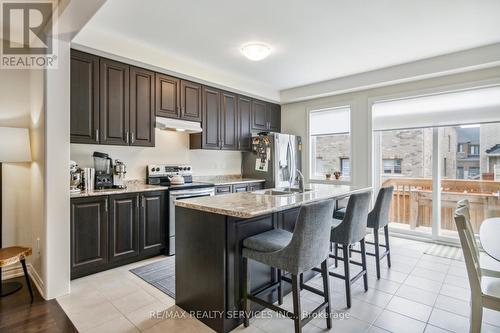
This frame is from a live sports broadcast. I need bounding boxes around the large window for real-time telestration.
[373,86,500,241]
[309,106,351,181]
[439,123,500,236]
[377,129,433,234]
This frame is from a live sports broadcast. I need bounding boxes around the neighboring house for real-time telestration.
[456,127,480,179]
[315,124,500,181]
[485,144,500,179]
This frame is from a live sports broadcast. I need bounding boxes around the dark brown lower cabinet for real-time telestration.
[70,191,167,279]
[232,183,248,193]
[215,182,265,195]
[70,196,109,279]
[140,191,166,255]
[215,185,232,195]
[247,182,264,191]
[109,193,140,262]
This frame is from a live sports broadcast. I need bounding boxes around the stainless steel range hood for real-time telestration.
[155,117,202,133]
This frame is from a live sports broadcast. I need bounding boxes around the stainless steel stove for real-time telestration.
[147,164,215,256]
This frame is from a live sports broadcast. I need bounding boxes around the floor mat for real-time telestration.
[130,257,175,298]
[424,243,463,261]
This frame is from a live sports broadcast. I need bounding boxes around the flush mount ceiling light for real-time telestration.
[241,42,271,61]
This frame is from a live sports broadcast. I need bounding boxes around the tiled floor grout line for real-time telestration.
[62,239,500,333]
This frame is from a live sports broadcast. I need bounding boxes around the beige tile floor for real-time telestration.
[57,236,500,333]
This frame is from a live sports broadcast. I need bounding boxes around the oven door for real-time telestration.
[167,188,215,255]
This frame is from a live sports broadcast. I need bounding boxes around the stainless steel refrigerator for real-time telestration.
[242,133,302,189]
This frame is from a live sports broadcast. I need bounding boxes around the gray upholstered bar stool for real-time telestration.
[366,186,394,279]
[329,191,371,308]
[242,199,334,333]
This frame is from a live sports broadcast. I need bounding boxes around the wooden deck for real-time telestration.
[382,177,500,233]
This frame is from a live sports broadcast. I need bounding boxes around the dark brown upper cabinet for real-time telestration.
[267,103,281,132]
[100,58,130,145]
[238,96,252,151]
[109,193,140,262]
[130,66,155,147]
[251,100,281,132]
[70,49,280,150]
[200,86,221,149]
[70,50,99,144]
[251,99,267,131]
[180,80,202,122]
[71,51,156,147]
[155,73,180,119]
[221,91,238,150]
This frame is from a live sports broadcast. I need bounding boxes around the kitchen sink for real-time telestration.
[281,187,314,193]
[254,189,295,196]
[253,188,314,196]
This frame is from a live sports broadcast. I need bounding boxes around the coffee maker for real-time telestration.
[93,152,113,189]
[113,160,127,189]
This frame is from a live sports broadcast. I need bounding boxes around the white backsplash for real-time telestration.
[70,129,242,180]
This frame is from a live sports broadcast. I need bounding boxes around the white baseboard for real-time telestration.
[1,263,46,299]
[29,265,46,299]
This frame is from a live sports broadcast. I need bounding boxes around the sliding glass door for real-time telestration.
[438,123,500,238]
[376,128,433,235]
[372,86,500,242]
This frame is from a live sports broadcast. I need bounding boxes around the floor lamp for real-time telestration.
[0,127,32,297]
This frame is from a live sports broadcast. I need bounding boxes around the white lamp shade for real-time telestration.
[0,127,32,162]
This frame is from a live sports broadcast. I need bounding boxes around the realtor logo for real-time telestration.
[1,0,57,68]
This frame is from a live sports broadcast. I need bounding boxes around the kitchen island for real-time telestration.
[174,184,371,333]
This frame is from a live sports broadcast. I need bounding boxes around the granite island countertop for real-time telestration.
[175,183,372,218]
[70,180,167,198]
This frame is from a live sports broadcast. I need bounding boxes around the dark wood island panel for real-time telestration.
[175,206,314,333]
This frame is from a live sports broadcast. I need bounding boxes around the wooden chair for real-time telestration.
[454,202,500,333]
[0,246,34,301]
[456,200,500,278]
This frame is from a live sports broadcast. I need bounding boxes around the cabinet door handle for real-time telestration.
[95,129,100,142]
[104,200,108,212]
[142,196,146,208]
[125,131,130,144]
[131,132,135,144]
[136,196,139,208]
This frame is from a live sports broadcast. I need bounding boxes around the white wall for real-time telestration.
[0,62,45,287]
[281,66,500,188]
[71,130,242,180]
[44,39,71,299]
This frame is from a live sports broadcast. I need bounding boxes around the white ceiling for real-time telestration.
[74,0,500,95]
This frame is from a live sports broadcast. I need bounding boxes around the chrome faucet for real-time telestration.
[296,169,305,193]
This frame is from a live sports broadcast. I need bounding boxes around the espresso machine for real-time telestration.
[113,160,127,189]
[93,152,113,189]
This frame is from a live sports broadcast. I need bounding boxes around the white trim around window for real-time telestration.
[306,102,354,185]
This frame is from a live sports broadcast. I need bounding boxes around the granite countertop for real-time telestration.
[175,184,372,218]
[193,175,266,186]
[70,180,167,198]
